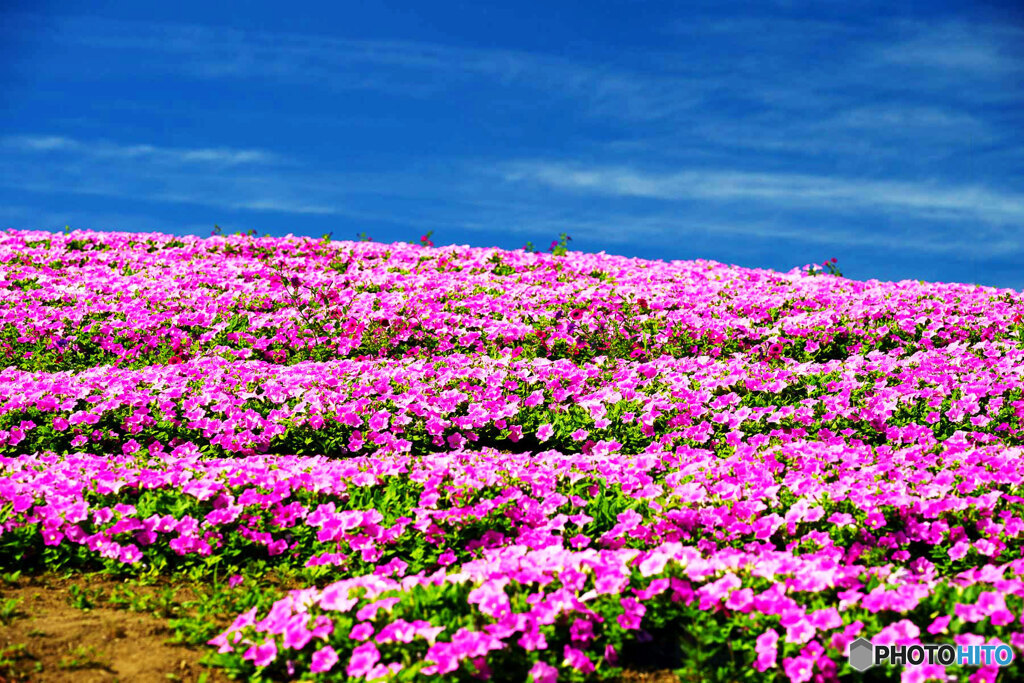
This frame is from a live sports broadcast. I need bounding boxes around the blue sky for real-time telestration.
[2,1,1023,287]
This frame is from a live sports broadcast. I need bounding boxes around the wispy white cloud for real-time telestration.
[5,129,1023,258]
[0,133,475,222]
[15,13,1023,151]
[874,21,1024,74]
[831,105,986,131]
[501,161,1024,226]
[44,16,705,123]
[411,203,1022,258]
[0,135,336,215]
[1,135,280,166]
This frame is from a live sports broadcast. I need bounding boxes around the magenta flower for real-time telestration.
[948,540,971,560]
[349,622,375,641]
[754,629,779,672]
[310,645,339,673]
[616,597,646,630]
[927,615,951,634]
[283,615,313,650]
[319,583,358,612]
[782,653,815,683]
[244,639,277,667]
[725,587,754,611]
[563,645,595,674]
[42,528,64,546]
[530,661,558,683]
[346,642,381,678]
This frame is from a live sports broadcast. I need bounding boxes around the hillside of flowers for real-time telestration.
[2,227,1024,682]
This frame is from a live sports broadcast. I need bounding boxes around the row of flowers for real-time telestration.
[1,340,1023,460]
[2,230,1021,371]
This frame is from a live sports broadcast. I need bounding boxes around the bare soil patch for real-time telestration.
[1,573,684,682]
[0,574,229,683]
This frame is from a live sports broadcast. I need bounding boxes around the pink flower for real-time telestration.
[808,607,842,631]
[782,653,815,683]
[754,629,779,671]
[537,424,554,442]
[874,619,920,646]
[368,410,390,431]
[350,622,375,641]
[725,588,754,611]
[42,528,64,546]
[310,615,333,639]
[283,615,313,650]
[786,618,816,645]
[346,642,381,678]
[414,621,445,644]
[569,534,590,549]
[356,597,400,621]
[949,541,971,560]
[977,591,1015,625]
[376,620,416,644]
[468,582,512,619]
[927,615,951,634]
[524,390,545,407]
[864,510,886,529]
[244,639,278,667]
[519,627,548,651]
[319,583,358,612]
[310,645,339,673]
[529,661,558,683]
[617,597,646,630]
[118,544,142,563]
[902,663,949,683]
[570,618,595,643]
[563,645,595,674]
[697,572,741,609]
[423,643,460,674]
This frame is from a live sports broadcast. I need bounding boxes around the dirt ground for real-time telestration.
[0,574,230,683]
[1,574,683,683]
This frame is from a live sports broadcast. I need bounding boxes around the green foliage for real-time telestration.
[551,232,572,256]
[56,645,111,672]
[67,584,105,610]
[0,597,24,625]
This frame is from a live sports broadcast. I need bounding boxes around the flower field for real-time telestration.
[2,228,1024,682]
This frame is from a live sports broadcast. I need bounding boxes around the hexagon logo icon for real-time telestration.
[848,638,875,672]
